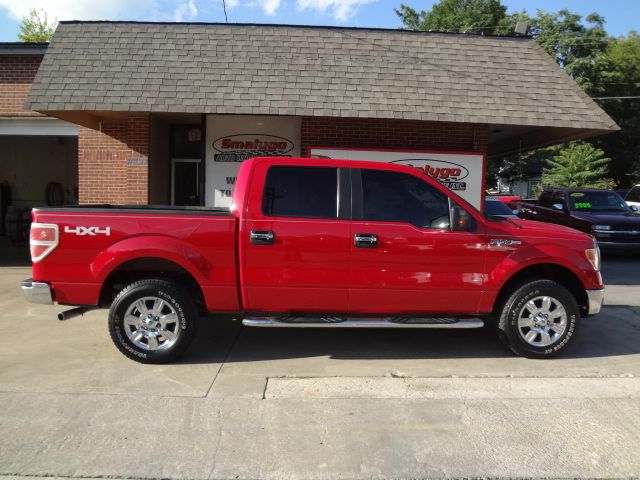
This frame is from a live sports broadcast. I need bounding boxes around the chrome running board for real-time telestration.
[242,317,484,329]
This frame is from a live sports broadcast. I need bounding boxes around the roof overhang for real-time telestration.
[0,116,78,136]
[0,42,48,55]
[488,123,617,158]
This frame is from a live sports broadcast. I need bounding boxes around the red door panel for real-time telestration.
[240,161,350,313]
[348,167,486,315]
[349,222,486,314]
[243,218,350,312]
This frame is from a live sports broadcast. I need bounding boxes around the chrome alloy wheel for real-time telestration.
[123,296,180,351]
[517,295,567,347]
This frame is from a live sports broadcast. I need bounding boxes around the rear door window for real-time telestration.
[263,166,338,219]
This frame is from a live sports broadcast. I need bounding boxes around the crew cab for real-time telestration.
[22,157,604,363]
[519,188,640,251]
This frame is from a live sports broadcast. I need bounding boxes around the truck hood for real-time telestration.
[570,210,640,225]
[496,218,589,239]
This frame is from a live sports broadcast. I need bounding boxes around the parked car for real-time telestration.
[488,194,522,210]
[519,188,640,251]
[625,184,640,209]
[22,157,604,363]
[485,196,519,219]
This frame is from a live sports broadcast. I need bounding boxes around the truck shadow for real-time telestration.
[181,305,640,364]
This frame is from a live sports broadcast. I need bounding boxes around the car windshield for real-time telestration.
[485,199,517,218]
[568,191,630,212]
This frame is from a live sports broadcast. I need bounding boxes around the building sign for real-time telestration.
[205,115,301,207]
[310,147,486,210]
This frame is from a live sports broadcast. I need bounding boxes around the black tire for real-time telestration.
[497,279,580,359]
[108,279,199,364]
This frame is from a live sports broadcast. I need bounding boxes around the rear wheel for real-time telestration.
[497,280,580,359]
[108,279,199,363]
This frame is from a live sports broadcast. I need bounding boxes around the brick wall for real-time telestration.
[79,114,487,205]
[0,55,43,117]
[78,115,150,205]
[301,117,488,154]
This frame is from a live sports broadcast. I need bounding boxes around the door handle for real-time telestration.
[250,230,275,245]
[354,233,378,248]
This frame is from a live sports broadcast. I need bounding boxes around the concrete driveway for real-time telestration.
[1,256,639,479]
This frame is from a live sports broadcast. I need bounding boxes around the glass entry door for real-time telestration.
[171,159,200,206]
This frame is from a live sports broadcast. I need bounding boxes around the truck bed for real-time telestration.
[30,205,239,311]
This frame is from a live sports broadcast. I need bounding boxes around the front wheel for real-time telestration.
[497,280,580,359]
[108,279,199,363]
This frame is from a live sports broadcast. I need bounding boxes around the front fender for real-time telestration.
[486,241,602,293]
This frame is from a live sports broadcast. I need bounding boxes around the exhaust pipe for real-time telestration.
[57,307,90,321]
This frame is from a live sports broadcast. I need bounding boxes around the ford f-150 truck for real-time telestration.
[22,157,605,363]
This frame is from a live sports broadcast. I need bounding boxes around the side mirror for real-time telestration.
[451,204,475,231]
[552,203,565,211]
[631,205,639,212]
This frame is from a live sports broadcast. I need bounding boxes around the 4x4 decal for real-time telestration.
[64,226,111,236]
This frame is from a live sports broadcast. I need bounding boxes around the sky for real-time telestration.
[0,0,637,41]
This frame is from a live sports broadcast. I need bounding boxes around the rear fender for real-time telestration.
[91,235,211,285]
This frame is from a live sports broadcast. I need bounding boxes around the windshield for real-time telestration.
[568,191,630,212]
[485,199,517,218]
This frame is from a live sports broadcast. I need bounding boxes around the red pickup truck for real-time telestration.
[22,157,604,363]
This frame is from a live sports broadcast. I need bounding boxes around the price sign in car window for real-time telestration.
[570,192,591,209]
[573,202,592,209]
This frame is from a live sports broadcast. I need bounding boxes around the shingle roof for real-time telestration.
[26,21,617,131]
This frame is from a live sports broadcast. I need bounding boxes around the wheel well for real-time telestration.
[99,257,206,310]
[494,263,588,316]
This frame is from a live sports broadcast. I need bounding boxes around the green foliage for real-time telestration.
[395,0,513,35]
[524,9,611,94]
[543,142,612,188]
[593,32,640,186]
[18,8,56,42]
[499,146,557,182]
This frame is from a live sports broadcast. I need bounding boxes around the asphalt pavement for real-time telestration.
[0,254,639,479]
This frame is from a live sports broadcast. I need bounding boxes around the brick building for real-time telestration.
[0,43,78,239]
[5,22,620,212]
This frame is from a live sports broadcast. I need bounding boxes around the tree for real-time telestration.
[525,10,611,95]
[543,142,612,188]
[18,8,56,42]
[593,32,640,186]
[395,0,513,35]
